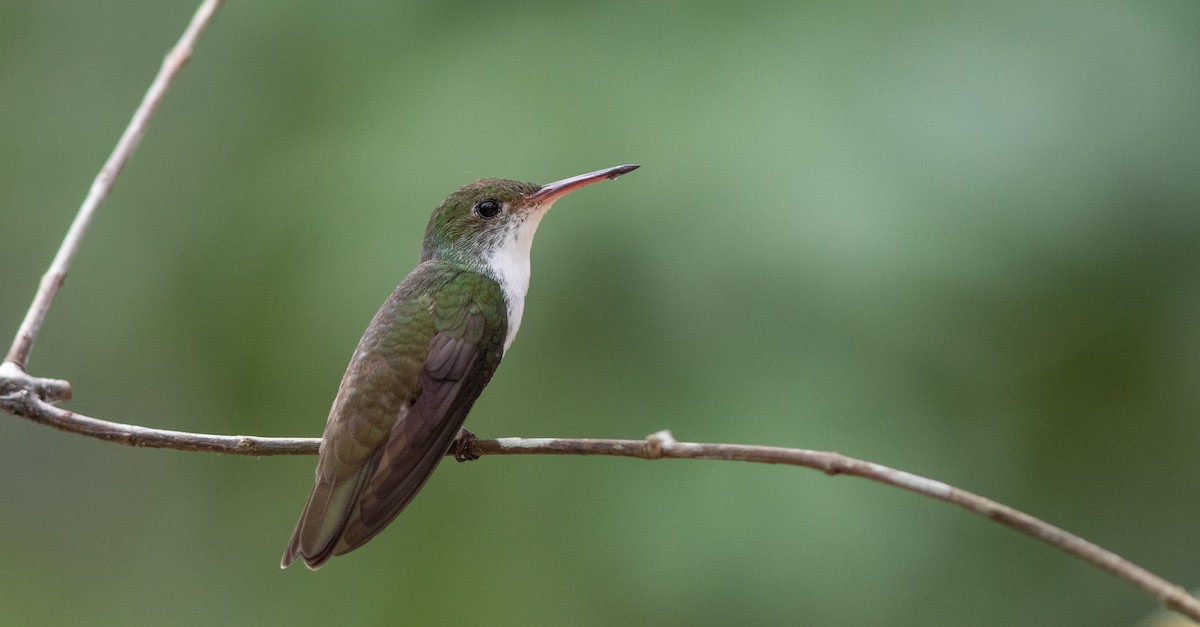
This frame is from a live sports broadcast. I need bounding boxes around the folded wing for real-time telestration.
[281,268,505,569]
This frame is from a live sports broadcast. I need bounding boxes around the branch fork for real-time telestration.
[0,361,72,404]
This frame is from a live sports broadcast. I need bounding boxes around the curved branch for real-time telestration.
[0,382,1197,621]
[4,0,225,369]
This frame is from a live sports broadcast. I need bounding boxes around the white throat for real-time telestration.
[482,209,548,352]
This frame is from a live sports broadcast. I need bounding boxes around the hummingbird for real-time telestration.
[281,164,639,569]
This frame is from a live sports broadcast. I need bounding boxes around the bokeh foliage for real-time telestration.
[2,1,1199,625]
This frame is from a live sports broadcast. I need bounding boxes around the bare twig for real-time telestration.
[3,0,225,371]
[0,375,315,455]
[1,390,1197,621]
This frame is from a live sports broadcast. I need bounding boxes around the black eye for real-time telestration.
[475,199,501,218]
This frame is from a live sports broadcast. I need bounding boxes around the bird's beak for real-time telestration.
[525,164,640,205]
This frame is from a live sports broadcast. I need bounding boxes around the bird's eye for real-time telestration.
[474,199,502,219]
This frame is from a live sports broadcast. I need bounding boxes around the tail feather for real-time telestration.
[280,459,376,570]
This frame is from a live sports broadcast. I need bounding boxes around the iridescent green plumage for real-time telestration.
[282,165,638,569]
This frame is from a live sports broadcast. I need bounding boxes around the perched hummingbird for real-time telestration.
[281,164,639,569]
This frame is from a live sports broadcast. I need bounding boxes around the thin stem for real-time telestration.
[4,0,226,369]
[0,388,1196,621]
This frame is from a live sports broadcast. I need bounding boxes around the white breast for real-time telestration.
[482,212,546,352]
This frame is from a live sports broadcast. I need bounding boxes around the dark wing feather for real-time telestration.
[337,331,492,550]
[281,267,505,569]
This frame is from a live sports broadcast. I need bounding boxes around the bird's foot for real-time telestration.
[452,427,479,463]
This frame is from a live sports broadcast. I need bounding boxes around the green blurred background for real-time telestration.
[3,1,1199,625]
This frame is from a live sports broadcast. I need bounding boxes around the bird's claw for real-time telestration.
[452,427,479,463]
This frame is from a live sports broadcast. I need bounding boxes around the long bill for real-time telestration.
[525,164,640,204]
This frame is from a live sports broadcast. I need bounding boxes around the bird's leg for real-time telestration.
[451,427,480,463]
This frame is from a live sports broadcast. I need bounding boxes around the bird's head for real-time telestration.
[420,164,638,277]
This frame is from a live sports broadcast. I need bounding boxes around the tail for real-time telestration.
[280,460,375,570]
[279,410,463,569]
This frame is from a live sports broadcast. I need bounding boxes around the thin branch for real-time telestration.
[0,387,1197,621]
[3,0,226,370]
[0,366,314,455]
